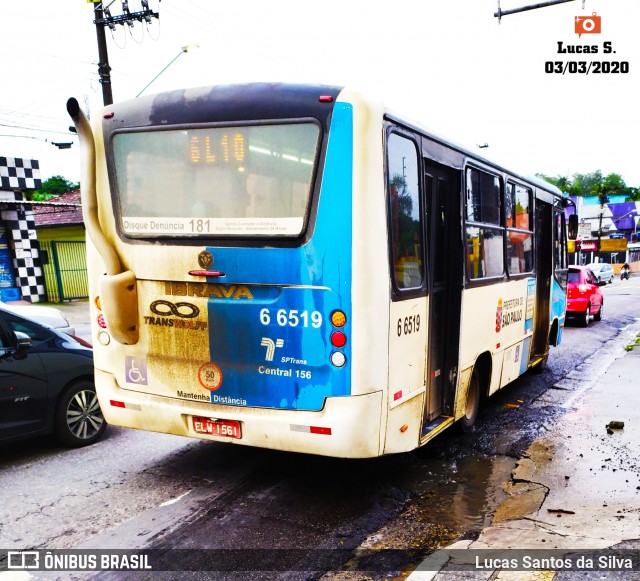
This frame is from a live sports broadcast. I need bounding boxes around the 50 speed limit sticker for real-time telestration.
[198,362,223,391]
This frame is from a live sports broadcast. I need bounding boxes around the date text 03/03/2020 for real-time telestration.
[545,61,629,74]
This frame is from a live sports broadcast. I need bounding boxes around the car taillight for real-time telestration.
[69,334,93,348]
[578,284,588,292]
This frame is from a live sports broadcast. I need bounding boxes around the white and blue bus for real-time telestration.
[68,83,573,458]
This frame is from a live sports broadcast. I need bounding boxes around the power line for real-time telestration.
[0,122,78,137]
[90,1,160,105]
[0,134,75,149]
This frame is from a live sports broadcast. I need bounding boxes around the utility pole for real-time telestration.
[90,1,160,106]
[93,2,113,106]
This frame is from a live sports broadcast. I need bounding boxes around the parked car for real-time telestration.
[0,305,105,447]
[0,301,76,335]
[567,265,604,326]
[586,262,614,285]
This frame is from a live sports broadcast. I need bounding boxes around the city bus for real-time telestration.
[68,83,575,458]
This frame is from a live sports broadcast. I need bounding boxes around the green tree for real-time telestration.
[568,171,604,197]
[537,173,571,193]
[29,175,79,201]
[537,171,638,200]
[625,186,640,202]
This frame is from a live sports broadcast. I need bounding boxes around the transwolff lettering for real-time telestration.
[143,316,208,331]
[165,281,254,300]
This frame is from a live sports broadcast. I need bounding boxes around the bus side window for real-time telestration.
[505,183,534,275]
[465,168,504,280]
[387,133,424,290]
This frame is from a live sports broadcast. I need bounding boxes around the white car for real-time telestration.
[0,301,76,335]
[586,262,615,285]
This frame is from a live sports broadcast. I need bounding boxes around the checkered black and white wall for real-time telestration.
[0,156,41,190]
[0,157,46,303]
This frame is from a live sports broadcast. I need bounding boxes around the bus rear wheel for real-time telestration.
[460,370,480,433]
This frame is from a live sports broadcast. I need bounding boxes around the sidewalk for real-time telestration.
[408,319,640,579]
[51,299,92,341]
[38,298,92,343]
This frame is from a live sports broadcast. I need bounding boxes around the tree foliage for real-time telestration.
[537,171,639,202]
[29,175,79,201]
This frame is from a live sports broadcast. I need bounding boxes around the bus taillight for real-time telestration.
[331,331,347,348]
[330,351,346,368]
[329,310,347,367]
[330,310,346,327]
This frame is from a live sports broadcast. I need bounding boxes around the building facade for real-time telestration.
[0,156,47,302]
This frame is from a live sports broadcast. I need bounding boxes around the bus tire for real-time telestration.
[460,370,480,433]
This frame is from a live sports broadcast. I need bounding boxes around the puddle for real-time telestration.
[394,452,516,534]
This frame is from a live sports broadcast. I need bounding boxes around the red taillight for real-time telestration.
[110,400,126,408]
[319,95,334,103]
[331,331,347,348]
[309,426,332,435]
[97,314,107,329]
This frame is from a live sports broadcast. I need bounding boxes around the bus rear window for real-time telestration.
[112,122,320,237]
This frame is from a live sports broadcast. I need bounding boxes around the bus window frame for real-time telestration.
[385,124,427,301]
[504,179,535,279]
[464,163,507,287]
[104,117,328,249]
[553,202,569,290]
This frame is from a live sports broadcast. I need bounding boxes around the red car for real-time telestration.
[567,265,604,326]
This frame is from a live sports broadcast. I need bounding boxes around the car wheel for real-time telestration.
[580,303,590,327]
[595,301,603,321]
[55,381,106,447]
[459,369,480,433]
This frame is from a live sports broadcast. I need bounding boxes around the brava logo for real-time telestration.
[165,281,254,300]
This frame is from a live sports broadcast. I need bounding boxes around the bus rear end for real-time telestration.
[79,84,384,457]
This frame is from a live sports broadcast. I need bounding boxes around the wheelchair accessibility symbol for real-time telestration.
[126,356,148,385]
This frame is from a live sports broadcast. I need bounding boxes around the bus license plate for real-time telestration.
[192,417,241,439]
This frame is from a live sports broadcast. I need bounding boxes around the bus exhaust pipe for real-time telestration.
[67,98,139,345]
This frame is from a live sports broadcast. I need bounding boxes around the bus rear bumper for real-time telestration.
[96,370,384,458]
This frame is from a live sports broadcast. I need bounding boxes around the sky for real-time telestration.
[1,0,639,188]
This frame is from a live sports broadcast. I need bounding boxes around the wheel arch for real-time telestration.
[55,375,96,416]
[549,317,560,347]
[472,351,492,398]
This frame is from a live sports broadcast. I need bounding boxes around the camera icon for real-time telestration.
[575,12,601,37]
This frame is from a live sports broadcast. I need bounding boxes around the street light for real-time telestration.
[135,44,199,98]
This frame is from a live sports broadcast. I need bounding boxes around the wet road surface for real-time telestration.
[2,278,639,580]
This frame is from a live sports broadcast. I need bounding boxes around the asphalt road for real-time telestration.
[1,277,639,580]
